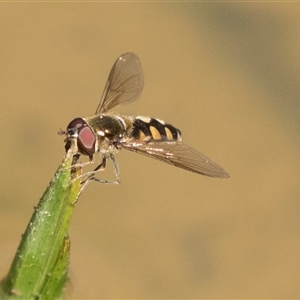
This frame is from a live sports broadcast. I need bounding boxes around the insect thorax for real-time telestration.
[83,114,129,141]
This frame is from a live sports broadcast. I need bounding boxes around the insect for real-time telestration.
[59,53,229,187]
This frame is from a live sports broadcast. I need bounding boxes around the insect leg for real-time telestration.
[74,156,107,185]
[109,152,121,183]
[72,157,107,202]
[78,153,121,188]
[71,153,122,201]
[88,153,121,185]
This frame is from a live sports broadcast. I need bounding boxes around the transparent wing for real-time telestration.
[95,53,144,114]
[121,141,230,178]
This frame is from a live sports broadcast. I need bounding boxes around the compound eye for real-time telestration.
[77,126,96,156]
[67,118,84,129]
[78,126,95,149]
[66,118,86,138]
[64,118,96,156]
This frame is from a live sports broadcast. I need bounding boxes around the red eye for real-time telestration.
[65,118,96,157]
[77,126,96,156]
[79,126,95,149]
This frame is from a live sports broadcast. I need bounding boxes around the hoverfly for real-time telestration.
[59,53,229,187]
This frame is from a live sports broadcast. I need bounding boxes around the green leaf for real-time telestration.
[0,148,81,300]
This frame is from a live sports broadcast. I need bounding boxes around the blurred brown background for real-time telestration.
[1,3,300,299]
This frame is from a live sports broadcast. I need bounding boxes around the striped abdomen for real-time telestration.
[130,116,181,142]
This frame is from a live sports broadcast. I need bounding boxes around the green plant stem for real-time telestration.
[0,149,81,300]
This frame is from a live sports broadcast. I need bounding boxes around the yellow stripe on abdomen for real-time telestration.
[150,126,162,140]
